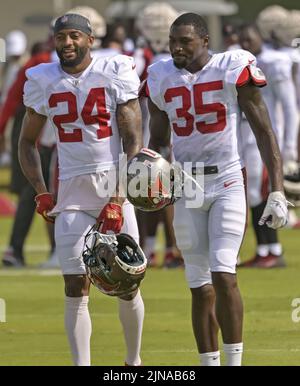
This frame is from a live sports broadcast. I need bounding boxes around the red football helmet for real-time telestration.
[82,228,147,297]
[125,148,182,212]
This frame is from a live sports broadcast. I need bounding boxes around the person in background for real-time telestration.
[257,5,300,228]
[0,33,57,267]
[238,23,299,268]
[222,23,240,51]
[0,30,28,166]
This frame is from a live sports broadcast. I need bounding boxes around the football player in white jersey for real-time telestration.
[146,13,289,366]
[135,2,184,268]
[238,24,299,268]
[18,14,144,366]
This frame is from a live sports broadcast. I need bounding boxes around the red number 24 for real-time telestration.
[48,88,112,142]
[164,81,226,136]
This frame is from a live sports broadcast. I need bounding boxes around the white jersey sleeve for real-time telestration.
[24,66,47,115]
[147,59,169,111]
[107,55,140,104]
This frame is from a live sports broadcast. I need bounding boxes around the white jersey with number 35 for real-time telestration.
[24,55,140,180]
[147,49,266,174]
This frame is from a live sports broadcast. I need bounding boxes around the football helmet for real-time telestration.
[136,2,179,53]
[124,148,182,212]
[256,5,289,42]
[287,10,300,43]
[284,168,300,207]
[82,228,147,297]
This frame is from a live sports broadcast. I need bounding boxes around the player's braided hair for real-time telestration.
[171,13,208,37]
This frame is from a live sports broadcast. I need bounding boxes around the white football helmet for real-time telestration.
[124,148,182,212]
[257,5,289,42]
[66,6,106,38]
[286,10,300,42]
[136,2,179,53]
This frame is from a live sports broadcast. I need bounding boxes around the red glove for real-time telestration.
[97,203,123,234]
[35,193,55,223]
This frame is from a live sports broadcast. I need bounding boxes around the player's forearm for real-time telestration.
[149,135,172,162]
[149,121,172,163]
[148,123,169,150]
[18,137,47,194]
[117,99,143,160]
[122,133,142,160]
[112,130,141,205]
[257,132,283,192]
[148,98,171,160]
[238,84,284,191]
[114,99,143,205]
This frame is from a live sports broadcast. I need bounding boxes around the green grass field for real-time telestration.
[1,168,300,366]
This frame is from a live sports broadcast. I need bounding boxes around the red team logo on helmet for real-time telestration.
[125,148,182,212]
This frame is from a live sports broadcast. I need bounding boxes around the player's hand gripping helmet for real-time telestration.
[124,148,182,212]
[82,228,147,297]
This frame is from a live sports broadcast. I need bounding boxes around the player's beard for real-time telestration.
[173,60,186,69]
[57,46,88,67]
[172,56,188,69]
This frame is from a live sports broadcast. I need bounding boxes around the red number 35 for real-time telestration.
[48,88,112,142]
[164,81,226,136]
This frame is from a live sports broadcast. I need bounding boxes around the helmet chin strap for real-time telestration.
[180,168,204,193]
[165,167,204,208]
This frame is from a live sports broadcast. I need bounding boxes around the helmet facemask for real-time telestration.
[82,229,147,296]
